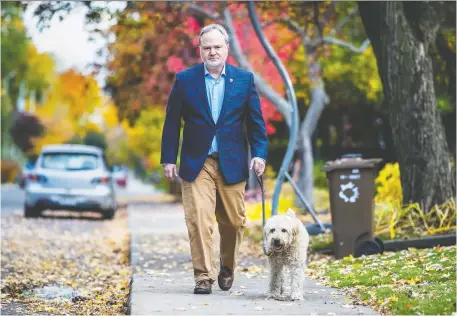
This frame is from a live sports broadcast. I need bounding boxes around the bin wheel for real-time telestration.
[355,239,382,258]
[374,237,384,253]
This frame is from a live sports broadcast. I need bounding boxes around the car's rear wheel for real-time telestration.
[24,205,41,218]
[102,208,115,220]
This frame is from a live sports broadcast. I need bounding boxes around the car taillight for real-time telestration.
[91,177,111,185]
[28,174,47,183]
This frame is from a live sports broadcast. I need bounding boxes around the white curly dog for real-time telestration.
[263,209,309,301]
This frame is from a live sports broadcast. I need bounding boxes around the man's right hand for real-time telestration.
[163,164,178,180]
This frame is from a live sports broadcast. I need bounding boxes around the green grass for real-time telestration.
[309,232,333,252]
[308,246,456,315]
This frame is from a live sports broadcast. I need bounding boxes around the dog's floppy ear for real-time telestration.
[292,222,299,238]
[286,209,299,238]
[291,218,301,246]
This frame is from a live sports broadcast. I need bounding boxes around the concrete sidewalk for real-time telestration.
[128,203,378,315]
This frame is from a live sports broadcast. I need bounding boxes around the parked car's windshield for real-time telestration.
[41,153,99,171]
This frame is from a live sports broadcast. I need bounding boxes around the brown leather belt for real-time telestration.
[208,153,219,160]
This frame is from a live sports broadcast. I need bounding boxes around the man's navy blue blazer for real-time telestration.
[160,63,268,184]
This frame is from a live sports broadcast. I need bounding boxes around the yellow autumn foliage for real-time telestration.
[245,196,293,221]
[122,107,165,171]
[374,198,456,239]
[58,70,101,119]
[375,163,403,204]
[32,69,103,155]
[101,101,120,129]
[32,116,75,155]
[25,44,56,93]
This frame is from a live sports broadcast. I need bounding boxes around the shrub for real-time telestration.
[245,195,293,221]
[1,160,20,183]
[375,199,456,240]
[83,131,107,151]
[314,160,328,189]
[9,112,45,153]
[375,162,402,204]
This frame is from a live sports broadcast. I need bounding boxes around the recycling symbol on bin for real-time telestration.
[339,181,360,203]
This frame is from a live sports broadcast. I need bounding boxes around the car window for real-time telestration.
[41,153,100,171]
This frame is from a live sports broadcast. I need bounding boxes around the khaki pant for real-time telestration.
[182,157,246,283]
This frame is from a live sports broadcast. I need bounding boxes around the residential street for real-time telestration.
[0,174,155,315]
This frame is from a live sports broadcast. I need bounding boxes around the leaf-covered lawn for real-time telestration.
[1,210,131,315]
[307,246,456,315]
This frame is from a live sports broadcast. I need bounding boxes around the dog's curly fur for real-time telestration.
[263,209,309,301]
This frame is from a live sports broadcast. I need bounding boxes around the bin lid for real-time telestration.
[322,157,382,172]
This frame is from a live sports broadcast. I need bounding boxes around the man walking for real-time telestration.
[161,24,268,294]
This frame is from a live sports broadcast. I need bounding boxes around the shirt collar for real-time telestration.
[204,63,226,77]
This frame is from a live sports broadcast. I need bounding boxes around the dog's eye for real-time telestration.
[270,228,275,233]
[282,229,287,233]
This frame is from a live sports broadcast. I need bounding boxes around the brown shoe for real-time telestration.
[218,266,234,291]
[194,280,212,294]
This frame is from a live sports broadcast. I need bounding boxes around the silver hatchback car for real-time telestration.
[24,144,117,219]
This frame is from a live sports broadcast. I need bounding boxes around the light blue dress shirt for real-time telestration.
[204,64,226,155]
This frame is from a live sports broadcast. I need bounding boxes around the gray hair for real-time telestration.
[199,24,230,45]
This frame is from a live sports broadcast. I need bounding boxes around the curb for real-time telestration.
[383,234,456,251]
[125,277,134,315]
[1,183,19,189]
[125,206,134,316]
[315,234,456,256]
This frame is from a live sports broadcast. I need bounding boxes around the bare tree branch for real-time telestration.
[332,6,358,35]
[222,7,292,126]
[262,16,310,46]
[185,2,221,21]
[262,17,305,36]
[311,37,370,53]
[262,14,370,53]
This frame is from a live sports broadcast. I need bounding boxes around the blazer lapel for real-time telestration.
[195,63,215,126]
[217,64,235,127]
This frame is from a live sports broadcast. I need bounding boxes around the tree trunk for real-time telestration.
[358,1,456,211]
[296,58,329,208]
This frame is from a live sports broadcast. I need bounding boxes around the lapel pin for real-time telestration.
[230,78,233,82]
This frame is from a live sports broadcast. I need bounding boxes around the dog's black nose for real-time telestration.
[273,238,281,246]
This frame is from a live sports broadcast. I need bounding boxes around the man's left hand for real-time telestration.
[250,157,266,177]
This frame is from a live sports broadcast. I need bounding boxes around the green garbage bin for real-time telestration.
[322,155,383,259]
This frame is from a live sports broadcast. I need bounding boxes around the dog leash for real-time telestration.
[256,175,268,255]
[256,175,266,228]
